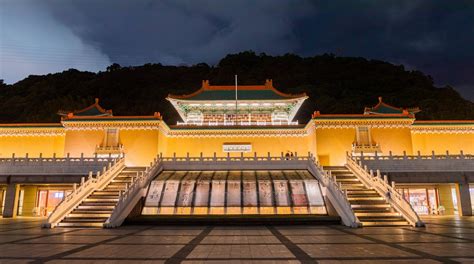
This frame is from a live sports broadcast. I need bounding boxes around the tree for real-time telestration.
[106,63,122,72]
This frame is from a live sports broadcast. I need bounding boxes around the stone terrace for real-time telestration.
[0,216,473,263]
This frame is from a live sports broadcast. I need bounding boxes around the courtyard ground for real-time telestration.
[0,216,473,263]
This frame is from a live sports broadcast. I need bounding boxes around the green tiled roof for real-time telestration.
[368,104,403,114]
[182,89,294,101]
[74,106,110,116]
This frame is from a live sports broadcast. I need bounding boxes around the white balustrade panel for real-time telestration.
[210,180,226,206]
[177,181,195,207]
[258,180,273,206]
[273,180,290,206]
[160,181,180,207]
[194,181,210,206]
[145,181,164,207]
[304,180,325,206]
[290,181,308,206]
[226,181,241,207]
[243,181,258,207]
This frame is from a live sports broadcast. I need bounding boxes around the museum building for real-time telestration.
[0,79,473,228]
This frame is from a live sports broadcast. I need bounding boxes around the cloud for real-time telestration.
[0,0,111,84]
[45,0,316,65]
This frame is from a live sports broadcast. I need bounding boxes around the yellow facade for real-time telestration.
[0,121,473,166]
[0,135,65,158]
[162,134,313,158]
[120,130,159,166]
[411,132,474,155]
[64,130,103,157]
[315,128,355,166]
[372,127,413,155]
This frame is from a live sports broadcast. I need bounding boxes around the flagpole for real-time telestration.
[235,74,238,114]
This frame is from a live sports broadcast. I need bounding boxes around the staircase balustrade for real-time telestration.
[345,153,424,227]
[307,159,361,228]
[43,157,125,228]
[105,156,163,228]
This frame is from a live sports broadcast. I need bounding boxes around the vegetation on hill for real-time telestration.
[1,51,473,124]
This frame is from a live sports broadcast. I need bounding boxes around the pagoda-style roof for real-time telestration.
[364,97,420,115]
[167,79,307,101]
[312,97,420,121]
[59,98,162,122]
[58,98,113,118]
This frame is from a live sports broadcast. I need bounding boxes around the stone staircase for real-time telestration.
[325,166,409,226]
[57,167,146,227]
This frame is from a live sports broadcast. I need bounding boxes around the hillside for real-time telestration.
[1,51,473,124]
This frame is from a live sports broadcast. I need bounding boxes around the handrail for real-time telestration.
[346,153,424,227]
[354,150,473,161]
[104,156,163,228]
[159,152,312,162]
[307,159,361,228]
[43,158,126,228]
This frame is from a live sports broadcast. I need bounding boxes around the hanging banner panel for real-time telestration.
[289,181,308,206]
[210,180,226,206]
[226,181,241,207]
[194,181,210,207]
[258,180,273,206]
[145,181,164,207]
[160,181,180,207]
[273,180,290,206]
[243,181,258,207]
[304,180,325,206]
[177,181,195,207]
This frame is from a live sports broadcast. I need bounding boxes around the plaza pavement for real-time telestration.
[0,216,473,263]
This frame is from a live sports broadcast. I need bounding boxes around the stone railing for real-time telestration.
[159,152,312,171]
[0,153,116,175]
[307,160,361,228]
[105,156,163,228]
[176,120,300,126]
[355,150,474,172]
[43,158,125,228]
[346,153,424,227]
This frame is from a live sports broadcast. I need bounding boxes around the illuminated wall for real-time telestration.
[64,130,103,157]
[161,135,313,158]
[411,133,474,155]
[121,130,159,166]
[315,128,355,165]
[372,127,413,155]
[0,135,65,158]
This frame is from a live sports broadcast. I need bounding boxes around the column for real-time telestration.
[2,184,20,218]
[456,182,472,216]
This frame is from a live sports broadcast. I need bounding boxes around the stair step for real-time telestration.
[84,198,119,202]
[362,221,409,227]
[88,195,119,199]
[335,178,360,182]
[351,204,391,208]
[355,212,400,217]
[63,217,108,222]
[67,213,111,218]
[358,216,405,221]
[72,210,113,214]
[347,197,384,201]
[57,222,104,228]
[346,190,378,194]
[77,205,115,210]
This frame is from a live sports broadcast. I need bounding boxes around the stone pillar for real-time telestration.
[456,182,472,216]
[437,184,455,215]
[2,184,20,218]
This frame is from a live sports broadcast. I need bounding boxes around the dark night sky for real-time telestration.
[1,0,473,100]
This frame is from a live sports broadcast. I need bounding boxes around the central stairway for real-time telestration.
[325,166,409,226]
[58,167,146,227]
